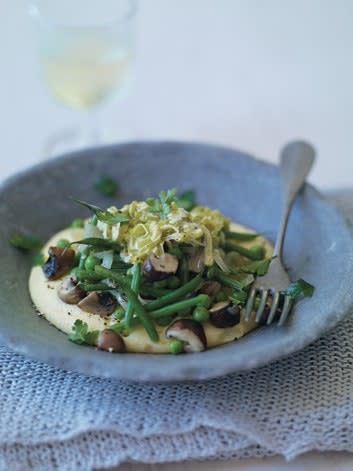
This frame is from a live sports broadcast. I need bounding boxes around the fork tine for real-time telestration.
[244,287,256,321]
[266,291,280,325]
[255,290,269,322]
[278,296,293,326]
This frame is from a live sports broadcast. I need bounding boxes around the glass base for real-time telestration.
[43,126,134,158]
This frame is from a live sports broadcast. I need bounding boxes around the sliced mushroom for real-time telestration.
[209,301,241,328]
[97,329,125,353]
[42,246,75,280]
[197,281,221,299]
[58,275,86,304]
[187,247,205,273]
[78,291,117,317]
[166,319,207,352]
[143,253,178,281]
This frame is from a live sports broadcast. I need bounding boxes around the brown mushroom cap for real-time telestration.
[143,253,179,281]
[78,291,117,317]
[197,280,221,299]
[42,246,75,280]
[166,318,207,352]
[58,275,86,304]
[97,329,125,353]
[209,301,241,328]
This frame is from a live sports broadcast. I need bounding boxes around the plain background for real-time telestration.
[1,0,353,187]
[1,1,353,470]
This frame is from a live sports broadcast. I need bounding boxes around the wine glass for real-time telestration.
[29,0,137,156]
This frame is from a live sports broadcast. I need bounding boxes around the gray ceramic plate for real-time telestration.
[1,142,353,382]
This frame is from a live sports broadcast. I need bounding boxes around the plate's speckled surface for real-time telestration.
[1,141,353,382]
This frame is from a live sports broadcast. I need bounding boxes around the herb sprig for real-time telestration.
[68,319,99,345]
[146,188,177,218]
[175,190,197,211]
[9,232,42,251]
[94,176,119,197]
[146,188,198,218]
[71,198,129,224]
[282,278,315,299]
[231,257,275,277]
[69,237,121,251]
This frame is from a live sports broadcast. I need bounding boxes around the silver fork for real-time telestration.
[244,141,315,326]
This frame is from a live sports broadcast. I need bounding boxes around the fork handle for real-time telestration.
[273,141,315,260]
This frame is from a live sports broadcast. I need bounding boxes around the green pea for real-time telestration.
[197,294,211,308]
[216,291,228,302]
[70,218,84,228]
[84,255,100,271]
[155,316,175,326]
[56,238,70,248]
[113,307,125,320]
[167,276,181,289]
[153,279,168,288]
[169,339,184,354]
[192,306,210,323]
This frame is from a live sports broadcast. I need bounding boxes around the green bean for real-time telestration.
[153,279,168,288]
[110,267,131,274]
[222,242,265,260]
[224,230,262,241]
[145,273,203,311]
[166,243,183,259]
[178,255,190,285]
[125,263,141,328]
[80,282,110,291]
[112,255,132,268]
[207,266,244,291]
[110,318,139,333]
[167,275,181,289]
[95,266,159,342]
[140,286,171,298]
[76,269,106,282]
[149,294,211,319]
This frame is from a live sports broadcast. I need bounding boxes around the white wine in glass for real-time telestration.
[30,0,136,154]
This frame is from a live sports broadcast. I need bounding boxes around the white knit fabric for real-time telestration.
[1,190,353,471]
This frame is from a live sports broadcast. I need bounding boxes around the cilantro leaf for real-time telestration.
[229,289,248,306]
[71,198,129,224]
[159,188,177,218]
[282,278,315,299]
[146,197,161,213]
[68,319,99,345]
[146,188,177,218]
[231,257,275,277]
[10,232,42,251]
[94,176,119,197]
[175,190,197,211]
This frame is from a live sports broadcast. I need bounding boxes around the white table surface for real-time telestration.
[2,1,353,470]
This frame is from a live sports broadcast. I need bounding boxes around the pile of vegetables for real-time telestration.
[10,185,315,354]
